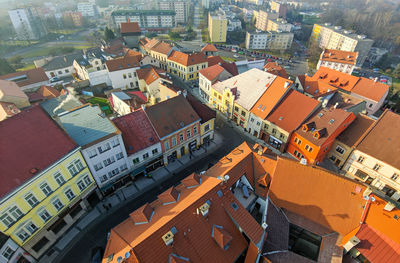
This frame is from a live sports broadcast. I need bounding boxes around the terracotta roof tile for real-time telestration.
[136,66,165,85]
[0,68,49,89]
[168,51,207,67]
[268,157,366,236]
[250,76,292,120]
[199,64,225,81]
[201,44,218,52]
[130,203,154,224]
[220,62,239,76]
[186,94,216,124]
[151,42,172,55]
[351,77,389,102]
[37,85,61,99]
[266,90,320,133]
[336,114,375,147]
[212,225,232,249]
[321,49,358,65]
[0,105,77,198]
[144,95,200,138]
[264,62,288,79]
[0,79,29,100]
[311,67,359,92]
[302,76,337,98]
[106,52,142,72]
[145,38,161,50]
[120,22,141,33]
[158,186,180,204]
[207,56,225,67]
[181,173,201,188]
[112,108,159,155]
[354,110,400,169]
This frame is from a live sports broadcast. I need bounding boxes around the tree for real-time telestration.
[393,64,400,79]
[104,27,116,41]
[168,31,181,40]
[0,58,15,75]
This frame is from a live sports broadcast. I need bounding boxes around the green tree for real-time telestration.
[168,31,181,40]
[104,27,116,41]
[0,58,15,75]
[393,64,400,79]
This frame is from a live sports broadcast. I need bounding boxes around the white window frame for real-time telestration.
[64,189,75,201]
[38,209,51,223]
[52,198,64,211]
[40,182,52,197]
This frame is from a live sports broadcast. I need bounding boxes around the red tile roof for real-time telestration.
[120,22,141,34]
[301,75,337,98]
[320,49,358,65]
[199,64,225,81]
[220,62,239,76]
[351,77,389,102]
[112,108,160,155]
[168,51,207,67]
[264,62,288,79]
[0,68,49,88]
[106,53,142,72]
[266,90,320,133]
[0,105,77,198]
[354,110,400,169]
[355,224,400,263]
[27,92,45,103]
[151,42,173,55]
[144,95,201,138]
[201,44,218,52]
[186,94,216,124]
[126,91,147,103]
[207,55,225,67]
[136,67,165,85]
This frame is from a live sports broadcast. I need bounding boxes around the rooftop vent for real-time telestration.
[198,200,211,217]
[30,168,39,174]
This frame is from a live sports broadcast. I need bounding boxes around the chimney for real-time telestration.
[141,104,146,111]
[384,201,396,212]
[322,98,329,108]
[334,102,339,109]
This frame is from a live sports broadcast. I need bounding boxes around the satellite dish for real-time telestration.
[224,175,230,181]
[125,252,131,259]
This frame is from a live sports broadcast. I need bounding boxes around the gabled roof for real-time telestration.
[320,49,358,65]
[201,44,218,52]
[336,114,375,147]
[40,94,83,117]
[120,22,141,33]
[354,110,400,169]
[58,104,118,146]
[0,79,29,100]
[263,62,288,79]
[186,94,216,124]
[105,52,142,72]
[199,64,226,81]
[250,76,292,120]
[213,68,276,111]
[168,50,207,67]
[151,42,173,55]
[351,77,389,102]
[113,109,160,155]
[220,62,239,76]
[268,157,366,236]
[36,85,61,99]
[302,75,337,98]
[0,105,77,199]
[144,38,161,50]
[266,90,320,133]
[136,66,165,85]
[0,68,49,89]
[295,107,355,146]
[144,95,200,139]
[39,52,83,71]
[207,55,225,67]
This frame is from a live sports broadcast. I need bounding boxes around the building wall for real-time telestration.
[209,87,234,117]
[246,32,293,50]
[0,149,97,259]
[19,81,50,92]
[108,67,140,90]
[326,140,353,169]
[208,13,227,43]
[316,60,355,74]
[350,89,388,116]
[200,118,215,144]
[127,143,162,171]
[267,20,292,32]
[167,61,208,81]
[140,56,160,69]
[149,51,169,70]
[77,3,97,17]
[111,94,131,116]
[88,69,111,86]
[246,113,263,138]
[8,8,46,40]
[0,92,30,109]
[45,66,74,79]
[158,0,188,24]
[259,119,290,152]
[0,238,36,263]
[344,150,400,201]
[232,103,250,128]
[255,10,278,31]
[112,12,176,30]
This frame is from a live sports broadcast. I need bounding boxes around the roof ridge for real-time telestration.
[353,109,389,148]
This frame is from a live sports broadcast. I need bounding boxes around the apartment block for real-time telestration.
[208,12,228,43]
[255,10,278,31]
[311,23,373,66]
[270,0,287,18]
[112,10,176,31]
[246,31,294,50]
[158,0,188,24]
[317,49,358,74]
[77,2,98,17]
[266,18,292,32]
[8,8,47,40]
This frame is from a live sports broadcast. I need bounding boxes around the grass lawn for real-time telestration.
[16,63,36,71]
[87,97,113,115]
[50,29,81,35]
[393,78,400,92]
[21,44,94,59]
[221,56,238,62]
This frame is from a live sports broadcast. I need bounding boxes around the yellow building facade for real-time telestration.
[167,59,207,81]
[208,12,227,43]
[0,149,98,259]
[200,118,215,144]
[209,87,234,117]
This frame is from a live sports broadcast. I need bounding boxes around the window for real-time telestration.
[16,229,29,242]
[99,174,108,183]
[25,193,39,208]
[123,74,127,79]
[305,145,309,150]
[164,141,170,150]
[88,149,97,158]
[94,162,103,171]
[52,199,64,211]
[65,69,69,73]
[111,138,120,147]
[77,180,86,191]
[108,168,119,178]
[128,73,132,78]
[357,156,365,163]
[9,206,23,221]
[193,126,198,134]
[54,173,66,187]
[67,164,78,176]
[103,156,116,167]
[32,237,49,253]
[308,147,313,153]
[120,164,128,171]
[172,137,177,146]
[0,214,14,228]
[279,133,285,140]
[65,189,75,201]
[83,175,92,185]
[25,221,38,234]
[187,129,191,138]
[132,158,140,164]
[391,173,399,181]
[143,153,149,159]
[369,103,373,108]
[335,146,345,155]
[250,118,254,122]
[234,106,239,112]
[74,160,84,171]
[2,246,14,260]
[130,82,134,88]
[116,152,124,160]
[272,128,276,134]
[241,110,246,117]
[98,143,111,153]
[204,124,210,132]
[39,209,51,222]
[373,164,381,171]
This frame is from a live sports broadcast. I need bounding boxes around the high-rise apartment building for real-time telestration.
[112,10,176,30]
[8,8,47,40]
[158,0,188,24]
[246,31,293,50]
[270,0,287,18]
[208,12,228,43]
[255,10,279,31]
[311,23,374,67]
[77,2,98,17]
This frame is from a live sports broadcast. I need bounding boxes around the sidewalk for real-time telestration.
[42,131,224,263]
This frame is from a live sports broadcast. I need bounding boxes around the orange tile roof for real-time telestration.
[102,176,250,263]
[263,62,288,79]
[151,42,172,55]
[120,22,141,33]
[250,76,292,120]
[354,110,400,169]
[207,56,225,67]
[266,90,320,133]
[302,75,337,98]
[268,157,367,236]
[320,49,358,65]
[336,114,375,147]
[136,66,165,85]
[201,44,218,52]
[351,77,389,102]
[311,67,359,92]
[36,85,61,99]
[168,50,207,67]
[296,107,355,146]
[199,64,225,81]
[105,53,142,72]
[144,38,160,50]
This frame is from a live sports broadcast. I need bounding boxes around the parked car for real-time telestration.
[232,49,237,53]
[234,54,239,58]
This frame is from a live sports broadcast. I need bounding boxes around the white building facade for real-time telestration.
[77,3,98,17]
[107,66,140,90]
[0,236,36,263]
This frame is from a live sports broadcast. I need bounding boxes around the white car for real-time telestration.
[233,54,239,58]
